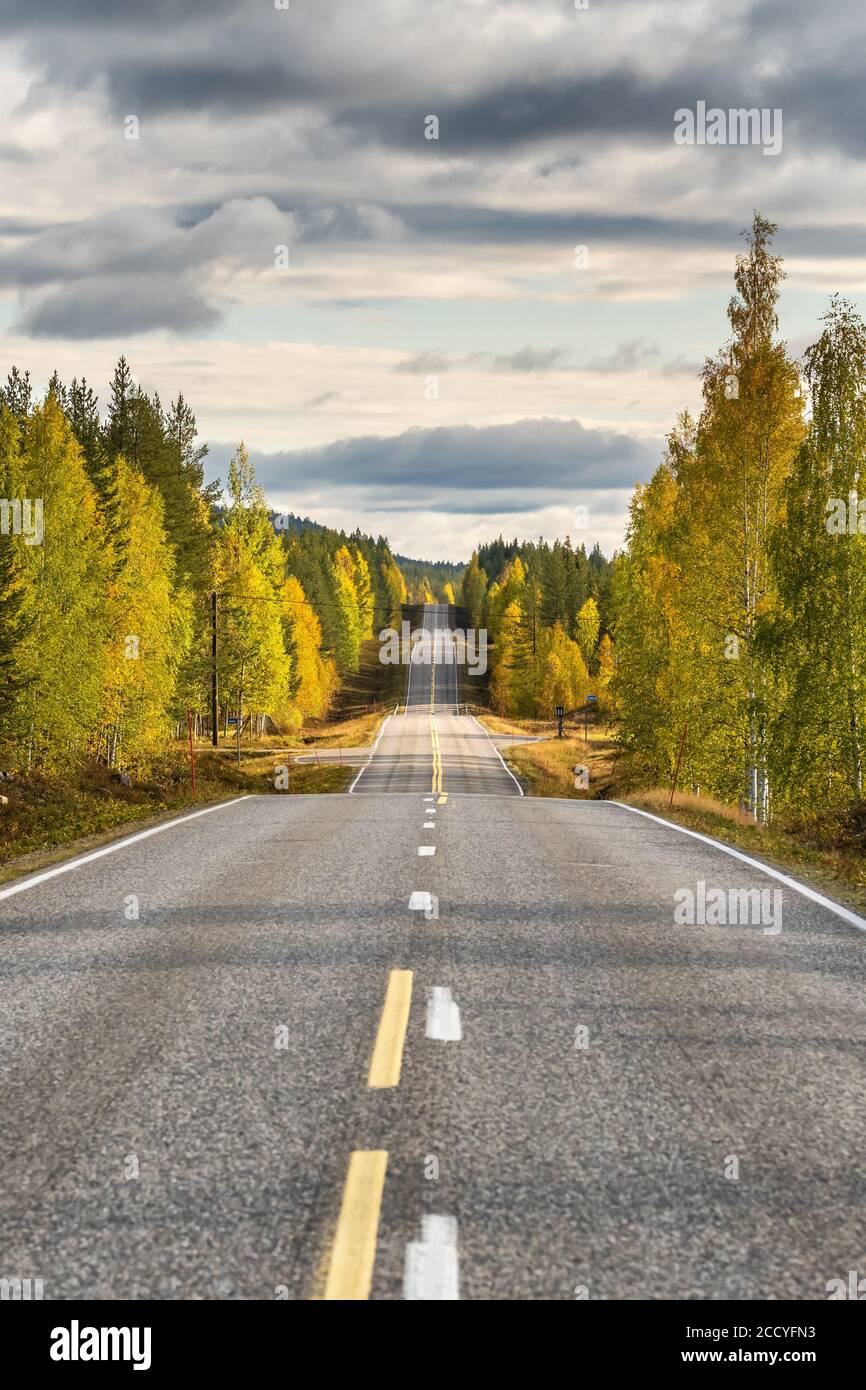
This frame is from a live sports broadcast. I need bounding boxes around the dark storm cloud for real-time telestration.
[208,418,660,512]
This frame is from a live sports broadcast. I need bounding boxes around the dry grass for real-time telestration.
[198,708,385,756]
[290,709,384,750]
[0,709,383,881]
[634,788,758,826]
[479,716,618,799]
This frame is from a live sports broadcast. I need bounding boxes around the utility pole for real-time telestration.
[211,591,219,747]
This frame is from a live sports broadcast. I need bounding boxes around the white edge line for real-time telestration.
[470,715,524,796]
[348,711,394,793]
[610,800,866,936]
[0,796,252,903]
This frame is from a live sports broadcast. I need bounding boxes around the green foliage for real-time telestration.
[0,359,412,782]
[609,214,866,826]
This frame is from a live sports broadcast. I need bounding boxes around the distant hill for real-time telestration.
[268,511,466,599]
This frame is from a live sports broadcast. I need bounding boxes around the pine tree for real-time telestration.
[575,597,600,670]
[104,356,136,461]
[0,366,32,427]
[541,541,568,627]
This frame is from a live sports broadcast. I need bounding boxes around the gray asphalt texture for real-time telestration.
[1,605,865,1300]
[352,603,520,796]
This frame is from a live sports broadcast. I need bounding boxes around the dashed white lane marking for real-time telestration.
[0,796,252,902]
[423,821,436,829]
[417,846,436,856]
[610,802,866,936]
[408,891,434,912]
[404,1215,460,1301]
[426,986,462,1041]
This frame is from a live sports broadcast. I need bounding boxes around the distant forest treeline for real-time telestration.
[460,537,615,718]
[266,511,464,605]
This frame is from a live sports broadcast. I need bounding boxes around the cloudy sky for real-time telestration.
[1,0,864,560]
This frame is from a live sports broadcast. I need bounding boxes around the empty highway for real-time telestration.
[351,603,521,796]
[1,605,865,1300]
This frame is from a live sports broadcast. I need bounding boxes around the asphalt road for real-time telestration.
[1,606,865,1301]
[351,603,521,796]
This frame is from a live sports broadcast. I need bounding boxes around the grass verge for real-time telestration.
[0,712,381,883]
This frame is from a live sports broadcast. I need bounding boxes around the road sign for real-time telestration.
[227,716,239,726]
[586,694,598,703]
[555,706,564,718]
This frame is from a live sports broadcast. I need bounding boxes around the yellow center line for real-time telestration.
[322,1150,388,1301]
[430,712,442,792]
[367,968,414,1088]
